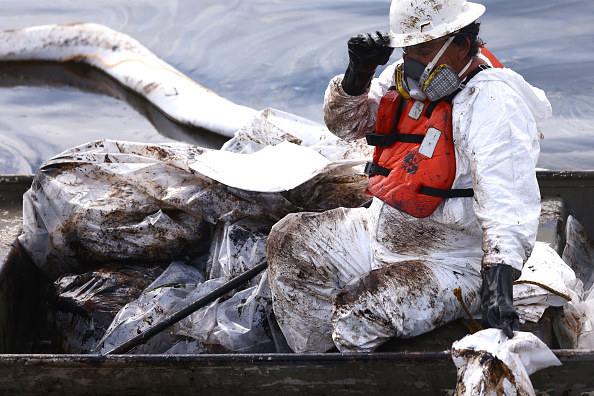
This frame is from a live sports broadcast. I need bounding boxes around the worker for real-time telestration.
[266,0,552,353]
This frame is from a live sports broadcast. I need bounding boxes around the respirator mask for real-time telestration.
[396,36,473,102]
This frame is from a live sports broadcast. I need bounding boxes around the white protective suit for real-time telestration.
[266,52,552,353]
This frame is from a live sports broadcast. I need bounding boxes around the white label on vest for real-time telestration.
[418,127,441,158]
[408,100,425,120]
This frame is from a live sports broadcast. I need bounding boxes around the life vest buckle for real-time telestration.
[364,162,391,177]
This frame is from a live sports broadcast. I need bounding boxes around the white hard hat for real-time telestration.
[387,0,486,48]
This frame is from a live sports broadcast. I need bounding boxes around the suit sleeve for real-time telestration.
[461,80,542,272]
[323,62,397,141]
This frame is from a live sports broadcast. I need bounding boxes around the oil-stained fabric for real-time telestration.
[267,206,372,353]
[323,56,552,272]
[267,198,484,353]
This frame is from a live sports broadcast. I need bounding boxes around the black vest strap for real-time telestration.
[366,132,424,146]
[419,186,474,198]
[365,165,474,198]
[366,91,424,147]
[425,100,441,118]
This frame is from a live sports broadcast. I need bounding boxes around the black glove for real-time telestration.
[480,264,519,338]
[342,31,394,96]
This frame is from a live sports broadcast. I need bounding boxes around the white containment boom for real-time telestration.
[0,23,257,137]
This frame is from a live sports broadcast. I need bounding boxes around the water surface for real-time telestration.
[0,0,592,172]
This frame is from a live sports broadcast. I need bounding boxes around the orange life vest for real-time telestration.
[364,92,464,217]
[364,51,502,218]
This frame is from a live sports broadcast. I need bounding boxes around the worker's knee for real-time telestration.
[330,261,446,351]
[330,269,402,352]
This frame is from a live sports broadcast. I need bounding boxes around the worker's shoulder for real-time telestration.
[465,67,532,92]
[456,67,551,124]
[457,67,533,102]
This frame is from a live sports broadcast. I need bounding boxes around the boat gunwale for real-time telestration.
[0,349,592,363]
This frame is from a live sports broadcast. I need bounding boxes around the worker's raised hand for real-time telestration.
[347,31,394,68]
[342,31,394,96]
[480,264,519,338]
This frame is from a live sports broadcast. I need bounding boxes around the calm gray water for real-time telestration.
[0,0,592,173]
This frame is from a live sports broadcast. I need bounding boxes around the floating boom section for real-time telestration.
[0,23,257,137]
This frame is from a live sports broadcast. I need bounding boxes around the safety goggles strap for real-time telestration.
[418,36,455,87]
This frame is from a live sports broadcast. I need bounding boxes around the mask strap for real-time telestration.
[458,57,474,77]
[418,36,455,87]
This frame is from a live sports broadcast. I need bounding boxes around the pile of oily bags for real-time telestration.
[18,108,372,353]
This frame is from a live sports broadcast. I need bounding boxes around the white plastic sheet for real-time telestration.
[189,141,331,192]
[562,215,594,291]
[451,329,561,396]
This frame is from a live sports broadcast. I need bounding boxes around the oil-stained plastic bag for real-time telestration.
[95,261,275,354]
[206,219,269,285]
[52,264,165,353]
[19,139,368,279]
[451,329,561,396]
[562,215,594,291]
[552,216,594,349]
[95,261,219,354]
[222,107,372,160]
[96,217,281,354]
